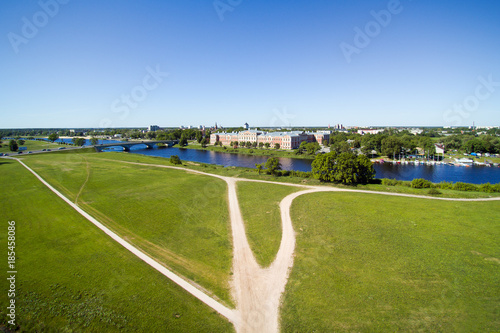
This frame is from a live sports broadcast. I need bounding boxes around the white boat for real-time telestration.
[455,158,473,164]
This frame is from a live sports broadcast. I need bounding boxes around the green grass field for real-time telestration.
[236,182,300,267]
[3,150,499,332]
[281,191,500,332]
[0,139,63,154]
[19,152,234,306]
[0,159,234,332]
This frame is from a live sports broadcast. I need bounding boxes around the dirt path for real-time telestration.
[15,159,238,325]
[16,157,500,333]
[74,156,91,204]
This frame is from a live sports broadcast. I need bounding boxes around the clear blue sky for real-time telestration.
[1,0,499,128]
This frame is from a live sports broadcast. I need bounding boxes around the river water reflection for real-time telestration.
[122,146,500,184]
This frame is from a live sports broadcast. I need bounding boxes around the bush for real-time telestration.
[169,155,182,165]
[478,183,494,193]
[427,188,442,195]
[382,178,400,186]
[411,178,432,189]
[437,181,453,190]
[453,182,478,191]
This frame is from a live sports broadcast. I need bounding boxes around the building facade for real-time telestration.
[210,130,330,150]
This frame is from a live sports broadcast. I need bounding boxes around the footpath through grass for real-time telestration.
[282,191,500,332]
[20,152,234,306]
[236,182,300,267]
[0,159,234,332]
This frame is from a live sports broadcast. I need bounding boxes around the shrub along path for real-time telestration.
[12,156,500,333]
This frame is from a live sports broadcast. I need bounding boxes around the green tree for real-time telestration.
[255,163,263,175]
[311,152,375,184]
[169,155,182,165]
[464,138,485,153]
[179,133,188,147]
[311,152,337,182]
[90,137,99,145]
[48,133,59,142]
[306,142,321,155]
[331,141,351,154]
[72,137,86,146]
[381,136,402,158]
[265,157,281,175]
[355,154,376,184]
[258,142,264,148]
[9,140,18,152]
[264,142,270,149]
[196,131,203,143]
[200,138,208,148]
[17,139,25,146]
[274,143,280,149]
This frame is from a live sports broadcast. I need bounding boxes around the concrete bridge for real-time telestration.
[93,140,178,152]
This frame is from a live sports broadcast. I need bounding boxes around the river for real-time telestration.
[22,138,497,184]
[115,145,500,185]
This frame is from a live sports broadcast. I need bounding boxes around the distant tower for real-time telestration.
[244,122,249,130]
[215,122,218,130]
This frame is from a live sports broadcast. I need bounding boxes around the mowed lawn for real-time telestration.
[0,159,234,332]
[282,192,500,332]
[0,139,62,154]
[20,152,234,306]
[236,182,300,267]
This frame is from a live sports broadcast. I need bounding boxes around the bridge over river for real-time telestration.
[93,140,178,152]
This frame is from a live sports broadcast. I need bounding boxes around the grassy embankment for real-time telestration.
[90,151,500,199]
[0,139,63,154]
[0,158,234,332]
[281,191,500,332]
[18,152,234,307]
[236,182,300,267]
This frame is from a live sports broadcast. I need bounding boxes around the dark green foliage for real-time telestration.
[9,139,18,151]
[311,152,375,184]
[411,178,433,189]
[478,183,494,193]
[72,137,86,146]
[453,182,478,191]
[169,155,182,165]
[427,188,442,195]
[48,133,59,142]
[382,178,401,186]
[437,181,454,190]
[264,157,282,175]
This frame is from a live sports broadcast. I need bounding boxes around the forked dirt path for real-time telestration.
[15,157,500,333]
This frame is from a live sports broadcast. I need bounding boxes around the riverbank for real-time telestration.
[96,152,500,199]
[182,142,316,160]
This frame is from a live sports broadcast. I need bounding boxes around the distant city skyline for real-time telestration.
[1,1,499,128]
